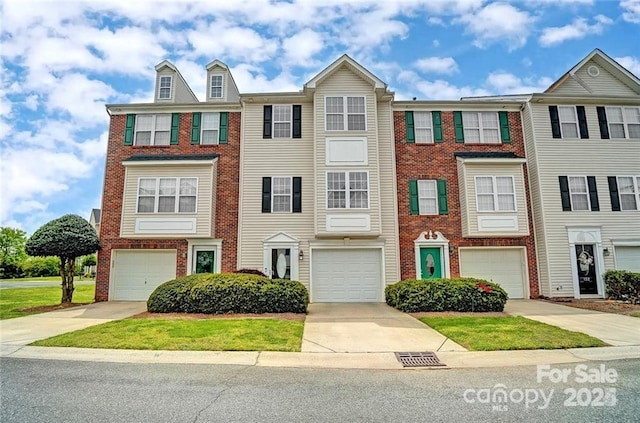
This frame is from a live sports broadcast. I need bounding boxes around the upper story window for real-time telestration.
[614,176,640,211]
[325,96,366,131]
[463,112,499,143]
[272,177,292,213]
[137,177,197,213]
[201,112,220,144]
[557,106,578,138]
[135,114,171,145]
[475,176,516,212]
[273,106,292,138]
[262,176,302,213]
[327,171,368,209]
[559,175,599,212]
[210,75,223,99]
[417,180,438,214]
[606,107,640,139]
[414,112,433,143]
[158,76,172,100]
[549,105,589,139]
[263,105,302,139]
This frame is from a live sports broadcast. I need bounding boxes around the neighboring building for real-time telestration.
[393,101,538,299]
[236,55,400,302]
[89,208,101,235]
[95,60,241,301]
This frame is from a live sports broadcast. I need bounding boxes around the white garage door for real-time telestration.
[616,246,640,272]
[111,250,177,301]
[312,249,382,302]
[459,248,526,299]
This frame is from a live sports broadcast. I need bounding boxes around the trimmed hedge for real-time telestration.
[147,273,309,314]
[385,278,508,312]
[604,270,640,304]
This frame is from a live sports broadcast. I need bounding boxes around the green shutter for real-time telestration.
[219,112,228,144]
[170,113,180,145]
[409,180,419,215]
[124,114,135,145]
[437,179,448,215]
[405,111,415,143]
[453,111,464,143]
[498,111,511,143]
[191,112,201,144]
[432,111,443,143]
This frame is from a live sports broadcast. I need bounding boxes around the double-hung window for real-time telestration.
[462,112,500,143]
[134,114,171,145]
[568,176,590,211]
[158,76,172,100]
[273,106,292,138]
[475,176,516,212]
[417,180,438,214]
[201,112,220,144]
[617,176,640,210]
[327,171,368,209]
[137,177,197,213]
[606,107,640,139]
[210,75,223,98]
[272,177,292,213]
[325,96,366,131]
[414,112,433,143]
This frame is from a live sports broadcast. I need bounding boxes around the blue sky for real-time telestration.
[1,0,639,234]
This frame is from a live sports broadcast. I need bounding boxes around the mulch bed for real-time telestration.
[131,311,306,321]
[21,303,91,313]
[544,299,640,316]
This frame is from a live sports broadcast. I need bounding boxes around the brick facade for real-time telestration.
[95,112,241,301]
[394,111,539,298]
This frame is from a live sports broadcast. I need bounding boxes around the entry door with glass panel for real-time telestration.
[194,250,215,274]
[575,244,598,294]
[420,247,442,279]
[271,248,291,279]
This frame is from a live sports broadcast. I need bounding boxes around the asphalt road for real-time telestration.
[1,358,638,422]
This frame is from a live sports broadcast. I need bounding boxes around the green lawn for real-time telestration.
[32,318,304,352]
[420,316,606,351]
[0,276,95,283]
[630,313,640,318]
[0,284,94,320]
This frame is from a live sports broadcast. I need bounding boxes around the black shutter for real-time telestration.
[608,176,620,211]
[559,176,571,211]
[549,106,561,138]
[263,106,272,139]
[262,177,271,213]
[292,177,302,213]
[597,107,610,139]
[576,106,589,139]
[587,176,599,211]
[292,105,302,138]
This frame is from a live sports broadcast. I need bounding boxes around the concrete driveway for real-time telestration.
[301,303,466,353]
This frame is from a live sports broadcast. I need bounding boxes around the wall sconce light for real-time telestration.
[299,250,304,260]
[603,248,610,257]
[449,245,455,255]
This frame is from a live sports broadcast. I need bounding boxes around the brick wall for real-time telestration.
[95,112,241,301]
[394,111,539,298]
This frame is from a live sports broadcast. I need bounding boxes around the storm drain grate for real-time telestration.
[394,352,446,367]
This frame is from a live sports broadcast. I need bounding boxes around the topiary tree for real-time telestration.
[26,214,100,303]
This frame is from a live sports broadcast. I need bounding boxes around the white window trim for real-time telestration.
[558,105,579,139]
[134,114,171,146]
[606,106,640,140]
[158,76,172,100]
[414,112,434,144]
[136,177,199,214]
[474,176,517,213]
[200,112,220,145]
[616,175,640,211]
[324,96,367,131]
[417,180,438,215]
[326,170,370,209]
[463,111,500,144]
[272,105,293,138]
[210,74,224,99]
[271,176,293,213]
[567,175,591,211]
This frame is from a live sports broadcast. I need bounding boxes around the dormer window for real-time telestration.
[158,76,172,100]
[210,75,223,99]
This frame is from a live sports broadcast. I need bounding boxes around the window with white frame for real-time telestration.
[475,176,516,212]
[617,176,640,210]
[137,177,197,213]
[272,177,292,213]
[558,106,579,138]
[414,112,433,143]
[273,106,292,138]
[158,76,172,99]
[325,96,366,131]
[568,176,590,211]
[417,180,438,214]
[462,112,500,143]
[607,107,640,139]
[201,112,220,144]
[210,75,223,98]
[327,171,368,209]
[134,114,171,145]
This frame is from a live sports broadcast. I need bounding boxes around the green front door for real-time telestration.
[420,247,442,279]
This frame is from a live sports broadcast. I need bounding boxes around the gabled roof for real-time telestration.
[206,59,228,71]
[154,60,199,102]
[90,208,101,224]
[545,48,640,95]
[304,54,387,91]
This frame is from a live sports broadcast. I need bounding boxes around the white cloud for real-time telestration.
[231,63,300,93]
[397,70,489,100]
[621,0,640,23]
[46,74,115,126]
[485,72,553,94]
[427,17,445,26]
[456,3,535,50]
[282,29,325,67]
[414,57,458,74]
[615,56,640,77]
[539,15,613,46]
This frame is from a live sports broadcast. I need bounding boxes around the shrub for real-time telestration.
[385,278,509,312]
[147,273,309,314]
[234,268,268,277]
[21,256,60,277]
[604,270,640,304]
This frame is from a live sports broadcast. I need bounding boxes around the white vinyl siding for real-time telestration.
[273,105,292,138]
[617,176,640,211]
[558,106,579,138]
[134,114,171,145]
[272,176,292,213]
[568,176,590,211]
[463,112,500,143]
[417,180,438,215]
[414,112,433,143]
[137,177,197,213]
[327,171,368,209]
[607,107,640,139]
[201,112,220,144]
[475,176,516,212]
[158,76,172,99]
[325,96,366,131]
[210,74,223,98]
